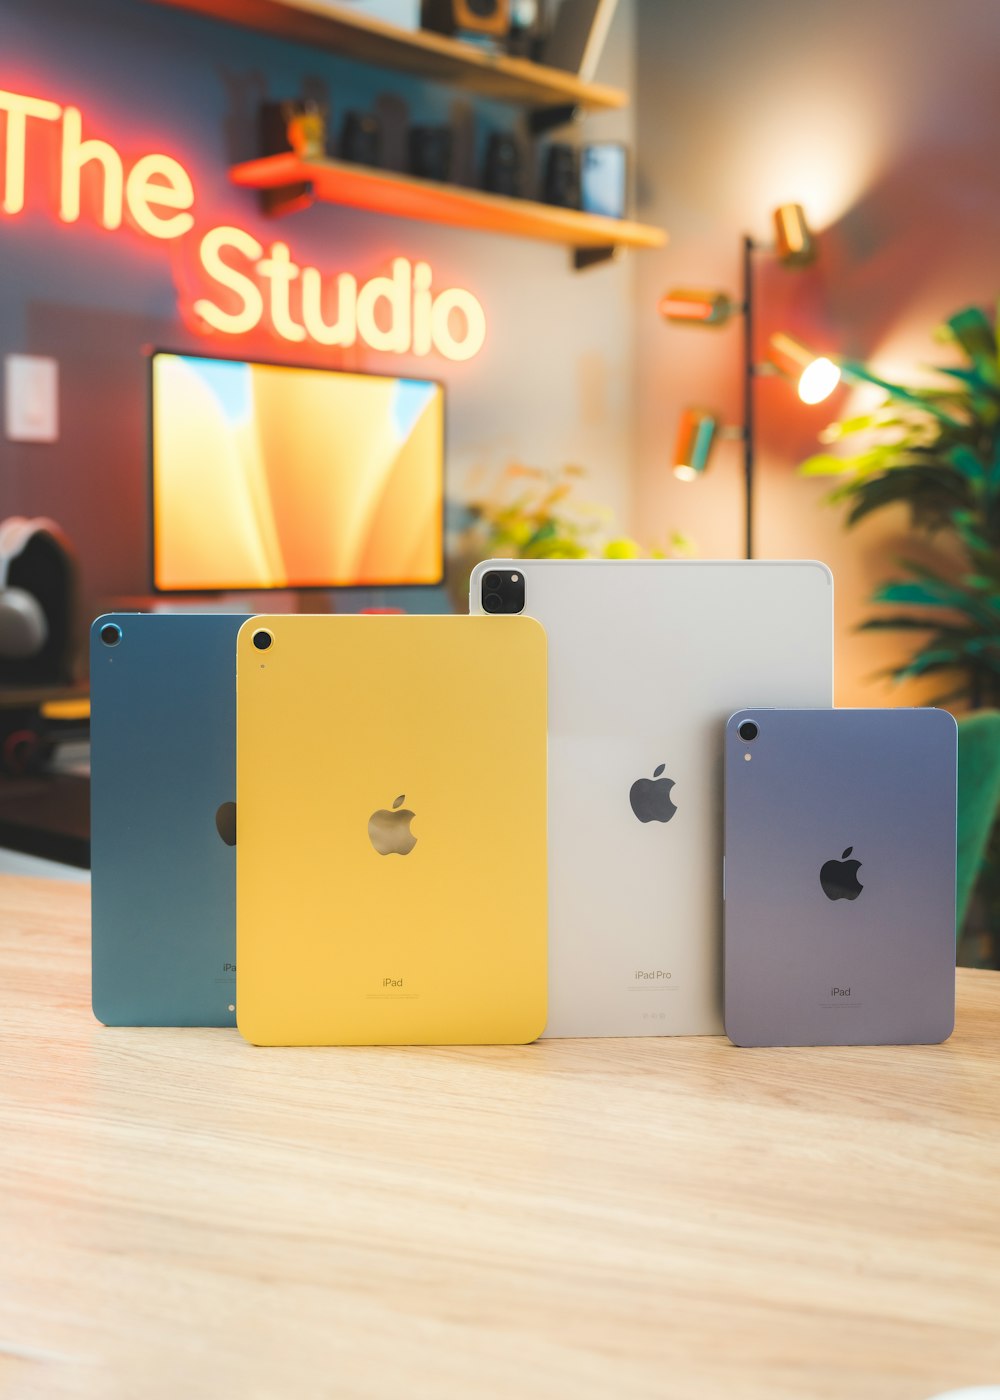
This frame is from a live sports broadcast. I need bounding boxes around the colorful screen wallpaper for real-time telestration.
[152,353,444,590]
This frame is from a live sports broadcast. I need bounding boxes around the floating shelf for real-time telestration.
[230,152,667,258]
[148,0,627,111]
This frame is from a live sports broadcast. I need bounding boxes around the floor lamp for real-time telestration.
[659,204,841,559]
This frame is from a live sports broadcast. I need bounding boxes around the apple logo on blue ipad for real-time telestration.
[629,764,677,824]
[820,846,863,901]
[215,801,237,847]
[368,794,417,856]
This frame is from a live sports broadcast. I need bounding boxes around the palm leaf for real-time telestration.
[799,453,853,476]
[841,470,971,528]
[840,359,965,424]
[944,305,999,383]
[891,649,965,681]
[873,580,963,609]
[858,615,972,636]
[946,444,987,481]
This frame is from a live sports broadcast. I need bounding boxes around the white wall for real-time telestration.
[632,0,1000,704]
[447,0,637,528]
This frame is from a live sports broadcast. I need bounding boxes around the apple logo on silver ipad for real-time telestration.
[215,801,237,847]
[820,846,863,901]
[629,765,677,824]
[368,794,417,856]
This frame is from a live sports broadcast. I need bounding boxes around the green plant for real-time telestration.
[800,301,1000,707]
[461,461,692,562]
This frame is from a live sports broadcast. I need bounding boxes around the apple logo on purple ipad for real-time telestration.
[820,846,863,901]
[368,794,417,856]
[215,801,237,847]
[629,764,677,824]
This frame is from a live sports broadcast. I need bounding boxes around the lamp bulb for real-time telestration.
[797,356,841,405]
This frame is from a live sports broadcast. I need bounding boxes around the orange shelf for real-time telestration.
[230,152,667,254]
[147,0,627,111]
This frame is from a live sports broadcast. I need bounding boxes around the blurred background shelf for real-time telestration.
[230,152,667,255]
[147,0,628,111]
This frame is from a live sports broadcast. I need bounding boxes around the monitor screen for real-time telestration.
[150,352,444,591]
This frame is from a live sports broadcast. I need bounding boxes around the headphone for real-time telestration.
[0,516,57,660]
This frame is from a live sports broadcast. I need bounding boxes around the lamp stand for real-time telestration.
[741,234,755,561]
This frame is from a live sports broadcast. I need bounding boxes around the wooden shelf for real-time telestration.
[148,0,627,111]
[230,152,667,257]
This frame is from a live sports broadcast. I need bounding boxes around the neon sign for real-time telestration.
[0,87,487,362]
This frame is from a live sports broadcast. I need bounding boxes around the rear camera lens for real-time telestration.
[738,720,759,742]
[480,567,525,615]
[100,623,121,647]
[252,630,273,651]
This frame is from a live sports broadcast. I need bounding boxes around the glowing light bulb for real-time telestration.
[797,356,841,404]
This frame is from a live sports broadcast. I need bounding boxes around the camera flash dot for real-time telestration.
[228,1004,235,1012]
[744,753,752,762]
[511,574,519,582]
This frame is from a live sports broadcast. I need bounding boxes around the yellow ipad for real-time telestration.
[236,615,547,1045]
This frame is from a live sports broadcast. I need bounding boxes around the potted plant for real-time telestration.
[448,461,691,611]
[800,302,1000,705]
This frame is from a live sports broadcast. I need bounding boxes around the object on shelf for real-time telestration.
[506,0,548,59]
[527,102,579,137]
[341,110,383,166]
[332,0,421,26]
[580,141,626,219]
[422,0,510,38]
[544,0,618,80]
[283,101,327,161]
[258,101,314,214]
[375,93,411,171]
[542,143,580,208]
[483,133,522,196]
[409,125,454,182]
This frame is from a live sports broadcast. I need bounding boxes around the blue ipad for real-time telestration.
[90,613,247,1026]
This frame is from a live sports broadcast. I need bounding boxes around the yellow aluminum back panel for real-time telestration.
[236,614,547,1045]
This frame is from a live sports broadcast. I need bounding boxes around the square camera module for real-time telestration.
[481,569,525,614]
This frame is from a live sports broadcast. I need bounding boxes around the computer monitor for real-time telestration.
[150,351,444,591]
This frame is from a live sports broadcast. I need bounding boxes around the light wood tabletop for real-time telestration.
[1,874,999,1400]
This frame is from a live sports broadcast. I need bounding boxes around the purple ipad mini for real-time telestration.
[724,708,957,1047]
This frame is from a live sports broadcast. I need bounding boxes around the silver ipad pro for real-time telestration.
[724,707,957,1047]
[470,560,834,1037]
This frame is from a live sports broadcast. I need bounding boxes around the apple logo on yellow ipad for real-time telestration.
[368,794,417,856]
[629,764,677,824]
[819,846,863,901]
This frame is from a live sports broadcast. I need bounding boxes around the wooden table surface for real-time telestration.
[2,874,999,1400]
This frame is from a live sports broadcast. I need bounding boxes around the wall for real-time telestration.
[633,0,1000,706]
[0,0,636,647]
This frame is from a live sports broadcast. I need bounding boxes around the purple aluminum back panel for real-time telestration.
[724,708,956,1047]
